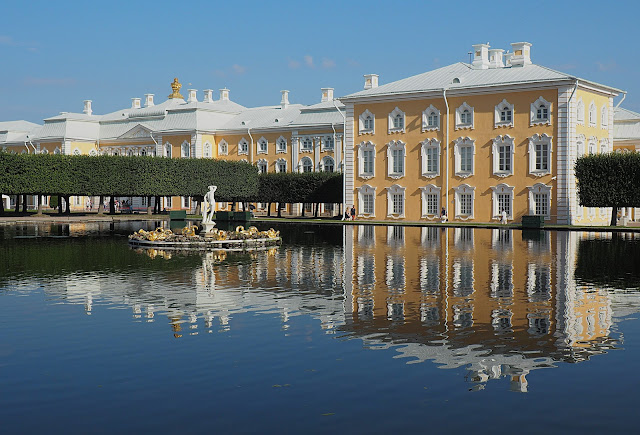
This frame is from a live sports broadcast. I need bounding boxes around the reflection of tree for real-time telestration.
[575,236,640,290]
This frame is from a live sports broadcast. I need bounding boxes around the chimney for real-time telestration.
[187,89,198,103]
[131,98,141,109]
[504,51,514,67]
[510,42,532,67]
[203,89,214,103]
[219,88,230,101]
[488,49,504,68]
[321,87,334,102]
[281,90,290,109]
[144,94,155,107]
[83,100,92,116]
[472,43,490,69]
[364,74,379,90]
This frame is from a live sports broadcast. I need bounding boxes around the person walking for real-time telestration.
[350,205,356,221]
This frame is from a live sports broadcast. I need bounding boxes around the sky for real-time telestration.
[1,0,638,124]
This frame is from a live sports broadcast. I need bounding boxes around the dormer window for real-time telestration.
[495,99,514,128]
[359,109,375,134]
[422,105,440,132]
[531,96,551,125]
[257,137,268,154]
[455,103,474,130]
[388,107,405,133]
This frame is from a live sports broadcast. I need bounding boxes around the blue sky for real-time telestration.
[1,0,638,123]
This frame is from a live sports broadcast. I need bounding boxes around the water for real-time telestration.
[1,222,640,433]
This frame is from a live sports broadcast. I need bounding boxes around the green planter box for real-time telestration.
[232,211,252,221]
[522,215,545,229]
[169,210,187,221]
[216,211,232,221]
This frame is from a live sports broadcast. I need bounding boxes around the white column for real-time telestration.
[344,104,355,207]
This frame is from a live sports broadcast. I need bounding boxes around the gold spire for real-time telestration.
[168,77,183,99]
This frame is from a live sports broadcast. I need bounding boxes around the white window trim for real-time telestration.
[299,156,313,173]
[89,149,98,156]
[494,99,514,128]
[238,138,249,155]
[275,158,287,173]
[454,136,475,178]
[492,134,515,177]
[600,138,609,154]
[527,183,552,217]
[387,140,406,179]
[420,184,441,219]
[276,135,287,154]
[359,109,375,135]
[491,183,515,220]
[164,142,172,158]
[453,184,476,220]
[73,148,81,155]
[357,141,376,180]
[588,137,597,155]
[455,102,474,130]
[357,184,377,218]
[256,158,268,174]
[300,136,314,154]
[601,105,608,129]
[388,107,406,134]
[421,138,441,178]
[386,184,406,219]
[576,97,585,125]
[216,140,227,156]
[588,101,597,128]
[322,135,335,152]
[528,133,553,177]
[530,96,552,126]
[180,140,191,158]
[422,105,440,132]
[321,156,335,172]
[257,137,268,155]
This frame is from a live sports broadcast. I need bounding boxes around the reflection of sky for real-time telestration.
[2,223,640,391]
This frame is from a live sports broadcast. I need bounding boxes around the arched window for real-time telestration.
[181,141,190,158]
[217,140,227,156]
[588,101,597,127]
[164,143,172,158]
[601,105,609,128]
[257,137,268,154]
[359,109,375,134]
[422,105,440,132]
[495,99,514,128]
[321,156,335,172]
[276,136,287,153]
[531,96,551,125]
[257,159,268,174]
[276,158,287,173]
[238,138,249,155]
[73,148,81,155]
[388,107,405,133]
[576,98,585,125]
[300,157,313,173]
[456,102,474,129]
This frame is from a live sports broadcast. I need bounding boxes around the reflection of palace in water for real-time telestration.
[40,225,640,391]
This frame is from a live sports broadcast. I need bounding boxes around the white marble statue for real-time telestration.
[202,185,217,225]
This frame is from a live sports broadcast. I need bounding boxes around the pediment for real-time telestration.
[119,124,153,139]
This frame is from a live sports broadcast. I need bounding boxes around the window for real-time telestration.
[257,137,268,154]
[601,105,609,128]
[181,196,190,209]
[420,138,440,178]
[216,140,226,156]
[528,134,552,176]
[387,140,405,179]
[386,184,405,218]
[388,107,405,133]
[164,143,172,158]
[257,159,268,174]
[72,148,81,155]
[276,136,287,153]
[238,138,249,155]
[492,135,514,177]
[89,149,98,156]
[495,99,514,128]
[276,158,287,173]
[301,136,313,152]
[357,184,376,216]
[600,138,609,154]
[528,183,552,218]
[422,105,440,132]
[357,141,376,179]
[531,96,551,125]
[576,98,585,125]
[454,137,475,177]
[455,102,474,129]
[321,156,334,172]
[420,184,441,218]
[589,101,597,127]
[454,184,475,219]
[588,139,596,155]
[181,141,190,158]
[300,157,313,173]
[323,136,334,151]
[491,183,514,220]
[359,109,375,134]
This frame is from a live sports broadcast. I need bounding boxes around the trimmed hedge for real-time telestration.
[256,172,342,204]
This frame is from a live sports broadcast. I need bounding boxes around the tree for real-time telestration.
[575,153,640,226]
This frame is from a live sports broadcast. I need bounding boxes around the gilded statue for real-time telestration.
[168,77,183,99]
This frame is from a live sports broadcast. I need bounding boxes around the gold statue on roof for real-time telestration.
[168,77,183,99]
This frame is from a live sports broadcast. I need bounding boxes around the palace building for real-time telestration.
[1,42,638,224]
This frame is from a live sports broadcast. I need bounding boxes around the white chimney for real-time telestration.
[83,100,92,116]
[203,89,214,103]
[219,88,230,101]
[144,94,154,107]
[472,43,490,69]
[488,49,505,68]
[504,51,514,67]
[510,42,532,67]
[187,89,198,103]
[364,74,379,90]
[321,88,334,102]
[281,90,290,109]
[131,98,141,109]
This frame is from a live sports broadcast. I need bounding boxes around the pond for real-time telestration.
[1,221,640,433]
